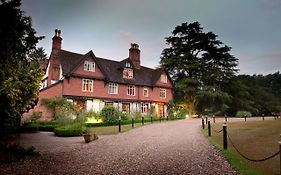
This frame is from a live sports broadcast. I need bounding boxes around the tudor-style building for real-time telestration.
[28,30,173,119]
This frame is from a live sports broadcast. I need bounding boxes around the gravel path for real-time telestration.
[0,119,239,175]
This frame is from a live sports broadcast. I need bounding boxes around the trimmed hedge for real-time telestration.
[54,123,83,137]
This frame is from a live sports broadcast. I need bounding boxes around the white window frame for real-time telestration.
[161,74,167,83]
[82,79,93,92]
[108,83,118,94]
[141,103,149,113]
[84,61,95,72]
[127,85,135,96]
[160,88,166,98]
[143,88,149,97]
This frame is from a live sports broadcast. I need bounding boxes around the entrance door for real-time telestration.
[158,103,164,117]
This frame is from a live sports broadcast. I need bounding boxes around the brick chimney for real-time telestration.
[129,43,140,69]
[52,29,62,50]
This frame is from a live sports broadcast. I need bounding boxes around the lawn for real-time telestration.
[205,119,281,175]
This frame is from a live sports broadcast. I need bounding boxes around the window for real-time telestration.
[105,102,113,106]
[123,68,133,79]
[160,88,166,98]
[41,79,47,89]
[84,61,95,72]
[108,83,118,94]
[82,79,93,92]
[127,85,135,96]
[161,74,167,83]
[122,103,130,113]
[141,103,149,113]
[143,88,148,97]
[125,62,131,68]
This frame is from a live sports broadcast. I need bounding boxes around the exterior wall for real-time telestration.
[23,82,63,121]
[73,57,105,79]
[155,72,173,88]
[62,77,172,104]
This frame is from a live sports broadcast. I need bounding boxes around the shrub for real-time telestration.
[20,122,39,132]
[236,111,252,117]
[100,106,128,124]
[38,121,57,131]
[54,123,83,137]
[0,144,39,164]
[27,112,42,122]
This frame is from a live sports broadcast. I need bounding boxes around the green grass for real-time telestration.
[203,119,281,175]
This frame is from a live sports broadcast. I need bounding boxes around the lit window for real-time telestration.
[160,88,166,98]
[122,103,130,113]
[123,68,133,79]
[105,102,113,106]
[127,85,135,96]
[82,79,93,92]
[161,74,167,83]
[143,88,148,97]
[84,61,95,72]
[141,103,149,113]
[108,83,118,94]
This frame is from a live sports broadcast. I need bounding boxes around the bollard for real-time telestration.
[223,124,228,150]
[262,114,264,120]
[213,115,216,123]
[142,116,144,125]
[244,115,247,122]
[205,117,208,125]
[132,118,134,128]
[278,133,281,175]
[202,118,205,130]
[208,120,211,137]
[225,115,227,122]
[151,116,153,123]
[118,119,121,132]
[167,115,169,121]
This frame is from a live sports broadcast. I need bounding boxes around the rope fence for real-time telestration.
[202,119,281,173]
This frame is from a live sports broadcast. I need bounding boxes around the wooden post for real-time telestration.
[244,115,247,122]
[223,124,227,150]
[205,117,208,125]
[224,114,227,122]
[202,117,205,130]
[213,115,216,123]
[118,119,121,132]
[132,118,134,128]
[142,116,144,125]
[262,114,264,120]
[208,120,211,137]
[151,116,153,123]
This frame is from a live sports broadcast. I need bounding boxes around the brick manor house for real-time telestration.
[27,30,173,119]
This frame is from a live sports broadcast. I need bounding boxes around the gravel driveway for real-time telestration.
[0,119,239,175]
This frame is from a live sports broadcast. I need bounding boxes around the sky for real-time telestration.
[21,0,281,75]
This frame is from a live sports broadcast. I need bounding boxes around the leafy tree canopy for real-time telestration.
[160,22,238,115]
[0,0,44,135]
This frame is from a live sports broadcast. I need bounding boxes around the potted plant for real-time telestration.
[82,127,98,143]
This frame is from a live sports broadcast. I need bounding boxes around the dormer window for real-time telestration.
[160,74,167,83]
[125,62,131,68]
[123,68,133,79]
[84,61,95,72]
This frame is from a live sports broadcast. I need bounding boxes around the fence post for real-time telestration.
[225,114,227,122]
[262,114,264,120]
[118,118,121,132]
[223,124,227,150]
[279,141,281,175]
[167,115,169,121]
[208,120,211,137]
[151,116,153,123]
[244,115,247,122]
[132,118,134,128]
[142,116,144,125]
[213,115,216,123]
[202,117,205,130]
[205,116,208,125]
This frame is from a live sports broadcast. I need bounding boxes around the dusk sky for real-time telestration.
[22,0,281,75]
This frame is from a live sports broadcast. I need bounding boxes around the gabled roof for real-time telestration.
[56,49,172,87]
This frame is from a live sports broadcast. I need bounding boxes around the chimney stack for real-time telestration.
[129,43,140,69]
[52,29,62,50]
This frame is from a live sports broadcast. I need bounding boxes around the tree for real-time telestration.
[160,22,238,115]
[0,0,43,135]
